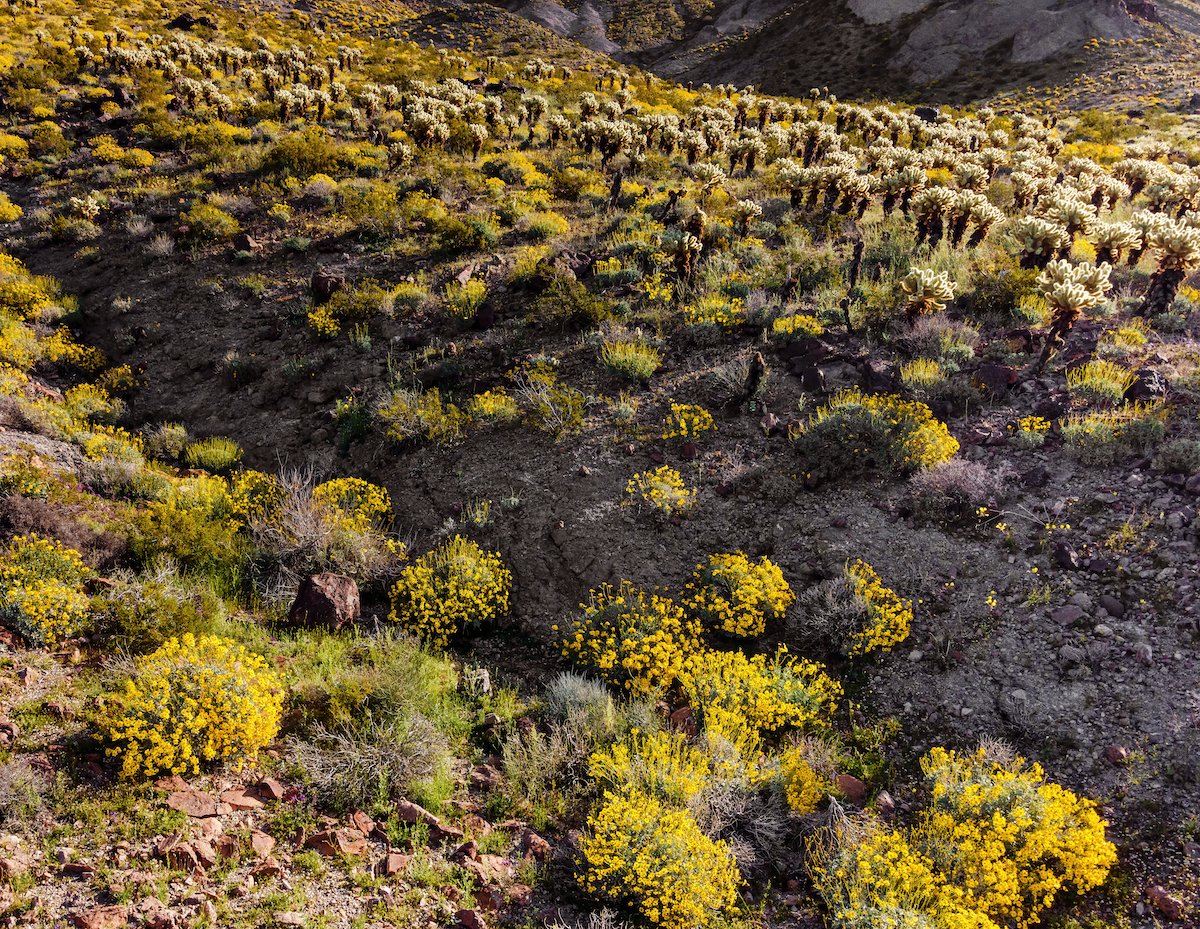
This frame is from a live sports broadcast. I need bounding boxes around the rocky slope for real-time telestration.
[502,0,1177,96]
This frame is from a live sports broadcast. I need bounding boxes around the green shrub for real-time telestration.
[184,436,243,473]
[181,203,240,241]
[261,125,341,178]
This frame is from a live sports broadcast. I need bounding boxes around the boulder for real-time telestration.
[310,269,344,305]
[286,574,359,631]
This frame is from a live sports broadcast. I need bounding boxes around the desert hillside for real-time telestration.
[0,1,1198,928]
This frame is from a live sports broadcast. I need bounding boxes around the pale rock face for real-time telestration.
[891,0,1145,82]
[507,0,620,54]
[846,0,934,26]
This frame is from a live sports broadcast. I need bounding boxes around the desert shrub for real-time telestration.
[1062,403,1165,464]
[387,536,512,646]
[562,581,701,697]
[311,477,391,532]
[436,212,501,253]
[92,567,225,653]
[793,559,912,657]
[325,281,395,322]
[791,389,959,479]
[377,386,467,444]
[543,671,616,724]
[770,313,823,340]
[600,337,660,381]
[913,745,1117,928]
[511,364,586,437]
[778,746,827,815]
[142,422,189,461]
[531,272,613,329]
[661,403,715,441]
[184,435,242,473]
[0,192,23,223]
[261,125,341,178]
[907,459,1005,525]
[625,465,697,517]
[681,648,841,739]
[443,278,488,321]
[810,824,994,929]
[579,790,740,929]
[1155,438,1200,474]
[683,551,794,638]
[0,758,45,828]
[468,388,520,425]
[1066,360,1137,407]
[588,730,711,806]
[181,203,241,241]
[289,714,449,813]
[102,633,283,778]
[0,533,91,645]
[525,209,570,241]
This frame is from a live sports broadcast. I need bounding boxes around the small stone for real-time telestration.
[834,773,868,803]
[383,852,411,876]
[1146,885,1186,921]
[522,830,551,861]
[1052,605,1086,626]
[286,573,360,631]
[71,905,128,929]
[1104,745,1130,765]
[254,778,286,802]
[276,913,306,927]
[1094,623,1114,637]
[250,831,276,859]
[457,910,488,929]
[166,789,217,818]
[219,788,263,811]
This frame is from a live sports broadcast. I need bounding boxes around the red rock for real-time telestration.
[220,788,263,811]
[0,851,35,879]
[0,716,19,748]
[214,835,239,860]
[475,886,503,912]
[469,764,505,791]
[394,799,441,828]
[521,830,551,861]
[138,897,175,929]
[166,789,217,818]
[350,811,375,836]
[456,909,488,929]
[462,814,492,836]
[157,834,200,873]
[311,269,344,305]
[61,862,97,878]
[1147,885,1186,921]
[250,831,276,859]
[191,838,218,870]
[834,774,868,804]
[383,852,411,876]
[306,828,369,858]
[287,573,360,631]
[251,856,283,879]
[1104,745,1130,765]
[71,905,128,929]
[668,706,696,736]
[253,777,286,801]
[154,775,191,793]
[453,840,479,862]
[509,884,533,905]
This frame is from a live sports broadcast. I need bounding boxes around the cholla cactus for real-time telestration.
[1139,219,1200,316]
[733,199,762,236]
[912,187,955,248]
[900,269,956,323]
[1033,259,1113,370]
[675,232,703,280]
[1090,221,1140,266]
[1009,215,1070,269]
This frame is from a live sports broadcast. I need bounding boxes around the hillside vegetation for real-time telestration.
[0,1,1198,928]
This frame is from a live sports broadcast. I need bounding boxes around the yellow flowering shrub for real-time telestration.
[588,730,711,805]
[913,746,1117,929]
[227,470,283,528]
[0,192,22,224]
[771,313,824,338]
[682,647,841,737]
[791,389,959,478]
[844,559,913,656]
[102,634,283,779]
[562,581,701,696]
[684,551,794,638]
[468,388,520,424]
[312,477,391,531]
[579,790,740,929]
[779,746,827,814]
[388,535,511,646]
[661,402,715,440]
[0,534,91,646]
[625,465,697,516]
[810,825,1001,929]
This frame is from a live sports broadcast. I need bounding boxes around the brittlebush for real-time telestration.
[845,559,913,656]
[913,747,1117,929]
[561,581,701,697]
[311,476,392,531]
[102,634,282,779]
[779,746,827,814]
[587,730,711,806]
[580,790,740,929]
[388,535,512,647]
[0,534,91,646]
[684,551,794,638]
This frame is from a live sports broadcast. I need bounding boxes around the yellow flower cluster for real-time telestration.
[102,634,283,779]
[587,729,711,805]
[812,826,1000,929]
[579,790,739,929]
[682,647,841,737]
[0,534,91,646]
[661,402,715,440]
[227,470,284,528]
[312,477,392,531]
[388,535,511,646]
[779,746,826,814]
[914,747,1117,929]
[771,313,824,338]
[562,581,702,696]
[625,465,697,516]
[468,388,520,423]
[793,389,960,475]
[307,303,340,337]
[684,551,794,638]
[844,559,913,656]
[684,293,744,329]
